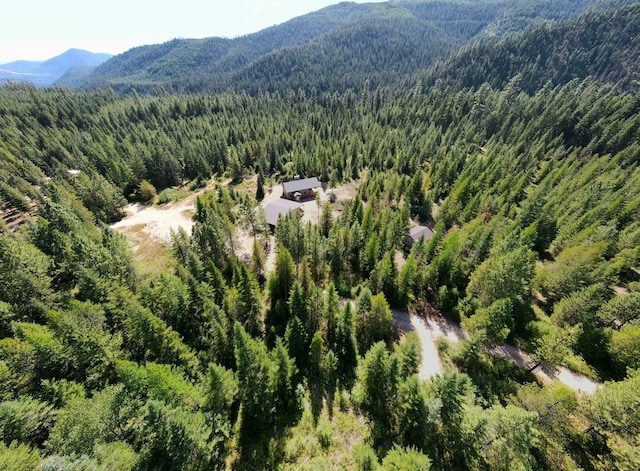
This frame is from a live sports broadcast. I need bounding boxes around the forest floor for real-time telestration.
[393,309,601,395]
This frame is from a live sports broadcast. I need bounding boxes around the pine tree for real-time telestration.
[256,171,265,201]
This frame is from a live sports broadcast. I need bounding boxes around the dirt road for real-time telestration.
[393,310,601,395]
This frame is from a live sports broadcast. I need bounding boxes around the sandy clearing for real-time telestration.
[393,310,601,394]
[110,181,218,245]
[111,201,196,244]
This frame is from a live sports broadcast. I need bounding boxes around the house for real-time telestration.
[282,177,320,201]
[263,199,303,228]
[404,224,434,250]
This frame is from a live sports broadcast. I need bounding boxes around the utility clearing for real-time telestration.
[393,310,601,395]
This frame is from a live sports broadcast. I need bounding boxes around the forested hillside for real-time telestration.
[423,2,640,93]
[1,0,639,469]
[1,71,639,468]
[69,0,632,94]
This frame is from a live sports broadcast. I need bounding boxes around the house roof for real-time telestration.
[263,199,302,226]
[407,225,434,242]
[282,177,320,194]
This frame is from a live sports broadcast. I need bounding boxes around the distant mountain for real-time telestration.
[422,2,640,93]
[73,0,632,95]
[0,49,112,87]
[75,1,376,92]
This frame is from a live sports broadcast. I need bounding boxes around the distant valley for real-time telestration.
[0,48,112,87]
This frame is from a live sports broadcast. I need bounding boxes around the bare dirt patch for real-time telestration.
[111,201,196,244]
[110,181,216,266]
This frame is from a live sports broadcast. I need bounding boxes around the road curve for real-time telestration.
[393,309,601,395]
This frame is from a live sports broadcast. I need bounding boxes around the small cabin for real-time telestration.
[282,177,320,201]
[404,225,434,250]
[264,199,303,228]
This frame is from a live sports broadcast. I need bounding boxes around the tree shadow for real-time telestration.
[310,377,323,426]
[233,418,290,470]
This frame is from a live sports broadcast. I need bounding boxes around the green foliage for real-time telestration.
[105,290,198,372]
[354,342,399,429]
[0,236,52,319]
[466,246,535,312]
[1,17,640,467]
[0,442,42,471]
[136,400,217,471]
[92,441,139,471]
[426,373,484,469]
[356,290,393,353]
[462,298,513,346]
[598,291,640,327]
[353,443,378,471]
[72,0,628,95]
[381,446,431,471]
[585,369,640,470]
[48,301,122,388]
[138,179,157,203]
[394,331,421,378]
[530,324,582,373]
[396,375,439,450]
[450,334,529,404]
[424,3,640,94]
[46,385,124,456]
[610,324,640,374]
[0,397,55,447]
[535,242,608,305]
[233,323,300,431]
[116,361,200,410]
[12,322,72,381]
[267,246,296,337]
[479,404,540,471]
[510,383,579,469]
[40,379,86,409]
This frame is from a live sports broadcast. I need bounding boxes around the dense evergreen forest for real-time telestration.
[422,2,640,93]
[1,1,640,470]
[66,0,633,95]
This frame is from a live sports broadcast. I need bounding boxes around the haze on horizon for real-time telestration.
[0,0,386,64]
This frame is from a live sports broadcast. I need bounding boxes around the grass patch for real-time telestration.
[117,223,173,273]
[281,394,371,470]
[157,187,190,205]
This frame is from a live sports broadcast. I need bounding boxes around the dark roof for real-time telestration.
[282,177,320,194]
[263,199,302,226]
[407,225,434,241]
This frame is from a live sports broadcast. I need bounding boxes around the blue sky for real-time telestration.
[1,0,387,63]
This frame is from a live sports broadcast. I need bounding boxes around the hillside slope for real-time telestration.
[73,0,631,94]
[423,2,640,93]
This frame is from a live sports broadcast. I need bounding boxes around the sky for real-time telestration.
[0,0,387,63]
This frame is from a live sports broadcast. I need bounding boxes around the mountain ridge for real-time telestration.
[0,48,112,87]
[69,0,633,94]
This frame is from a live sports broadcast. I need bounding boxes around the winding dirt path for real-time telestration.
[393,310,601,395]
